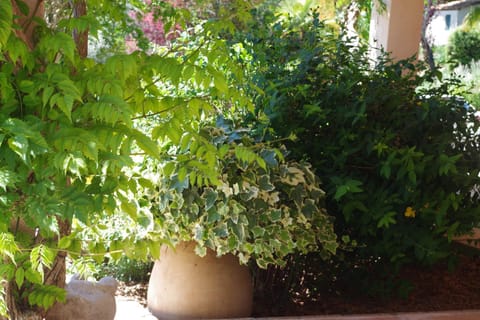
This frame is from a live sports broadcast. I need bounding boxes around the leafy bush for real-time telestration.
[447,29,480,66]
[243,12,480,271]
[94,257,153,283]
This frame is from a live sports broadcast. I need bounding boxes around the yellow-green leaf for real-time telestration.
[0,2,12,49]
[15,267,25,288]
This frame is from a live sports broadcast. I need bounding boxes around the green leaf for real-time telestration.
[109,240,123,260]
[446,222,460,241]
[235,145,265,168]
[105,54,138,81]
[8,136,29,164]
[42,86,55,107]
[28,285,66,309]
[207,210,221,222]
[148,240,161,260]
[129,128,160,160]
[0,233,19,262]
[213,71,229,95]
[333,179,363,201]
[334,185,348,201]
[121,201,138,220]
[24,268,42,284]
[6,35,32,68]
[377,211,397,229]
[0,168,18,191]
[0,1,12,49]
[258,175,275,192]
[51,93,73,121]
[194,244,207,257]
[251,226,265,238]
[203,188,217,211]
[15,267,25,289]
[380,162,391,179]
[14,0,30,16]
[38,32,76,63]
[30,245,55,281]
[58,236,72,250]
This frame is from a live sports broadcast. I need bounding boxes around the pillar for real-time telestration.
[369,0,424,62]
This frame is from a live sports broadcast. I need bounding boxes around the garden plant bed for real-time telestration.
[277,252,480,317]
[116,247,480,318]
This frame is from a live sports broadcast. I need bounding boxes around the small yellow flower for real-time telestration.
[404,206,416,218]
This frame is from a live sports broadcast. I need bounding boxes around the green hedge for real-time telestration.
[243,12,480,270]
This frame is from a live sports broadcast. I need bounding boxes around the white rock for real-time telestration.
[47,275,118,320]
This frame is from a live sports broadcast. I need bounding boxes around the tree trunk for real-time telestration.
[12,0,44,49]
[421,1,437,71]
[73,0,88,58]
[5,2,73,319]
[343,1,361,47]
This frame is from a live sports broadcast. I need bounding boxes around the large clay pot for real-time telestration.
[147,241,253,319]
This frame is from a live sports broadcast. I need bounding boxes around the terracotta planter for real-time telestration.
[147,241,253,319]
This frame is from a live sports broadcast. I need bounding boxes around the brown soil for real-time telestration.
[286,251,480,316]
[117,246,480,316]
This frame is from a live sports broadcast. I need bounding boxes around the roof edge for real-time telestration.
[437,0,480,10]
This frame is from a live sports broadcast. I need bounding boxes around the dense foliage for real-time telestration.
[244,11,480,272]
[447,29,480,66]
[0,1,340,317]
[0,0,259,317]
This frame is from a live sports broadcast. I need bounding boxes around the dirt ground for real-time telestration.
[116,246,480,317]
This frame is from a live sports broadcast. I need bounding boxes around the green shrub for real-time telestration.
[447,29,480,66]
[243,12,480,271]
[432,45,448,66]
[94,257,153,283]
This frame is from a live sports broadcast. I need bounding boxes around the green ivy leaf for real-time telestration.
[258,175,275,192]
[203,188,217,211]
[251,226,265,238]
[194,244,207,257]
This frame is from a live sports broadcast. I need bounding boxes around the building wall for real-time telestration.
[428,5,480,46]
[369,0,424,61]
[428,10,459,46]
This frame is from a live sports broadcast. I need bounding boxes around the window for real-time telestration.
[445,14,452,30]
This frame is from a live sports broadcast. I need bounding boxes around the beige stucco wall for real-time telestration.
[369,0,424,61]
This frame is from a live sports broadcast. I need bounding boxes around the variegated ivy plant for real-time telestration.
[145,118,338,269]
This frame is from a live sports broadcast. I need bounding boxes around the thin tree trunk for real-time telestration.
[5,2,71,319]
[343,1,361,47]
[421,0,437,71]
[72,0,88,58]
[6,3,45,318]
